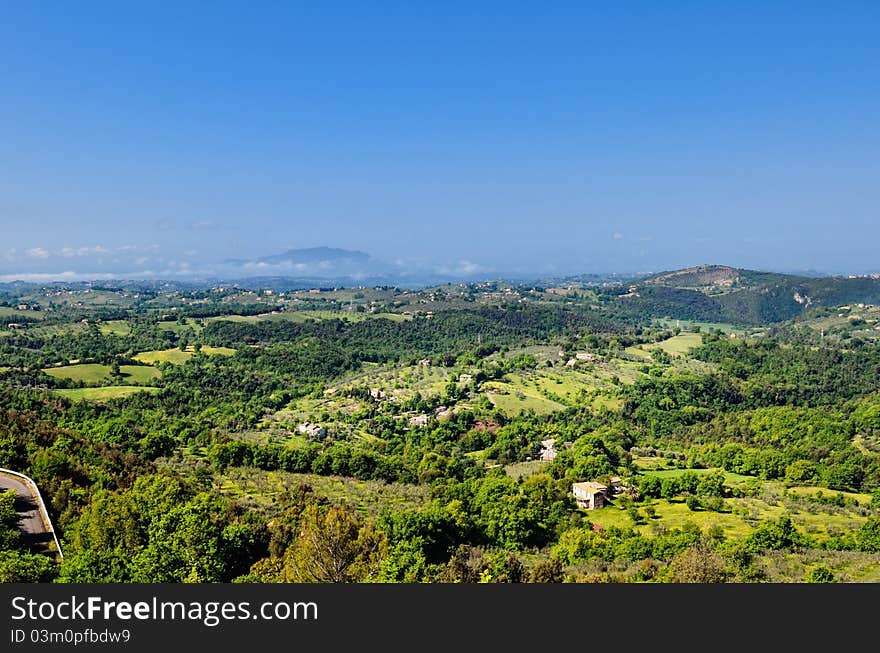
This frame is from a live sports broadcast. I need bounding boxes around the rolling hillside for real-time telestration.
[608,265,880,325]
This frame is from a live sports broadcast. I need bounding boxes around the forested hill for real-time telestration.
[601,265,880,325]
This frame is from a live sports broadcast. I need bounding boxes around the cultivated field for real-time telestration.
[213,468,430,516]
[98,320,133,336]
[54,386,161,402]
[133,345,236,365]
[43,363,161,384]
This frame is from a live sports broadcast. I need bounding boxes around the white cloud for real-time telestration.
[457,260,482,274]
[612,232,624,240]
[0,270,153,282]
[432,259,489,276]
[61,245,110,257]
[116,244,160,254]
[25,247,50,259]
[3,248,15,262]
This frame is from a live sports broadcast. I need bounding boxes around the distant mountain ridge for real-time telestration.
[613,264,880,325]
[225,247,371,266]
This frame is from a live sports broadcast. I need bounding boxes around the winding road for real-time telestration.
[0,470,61,557]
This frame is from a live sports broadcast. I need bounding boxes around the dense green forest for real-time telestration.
[2,275,880,583]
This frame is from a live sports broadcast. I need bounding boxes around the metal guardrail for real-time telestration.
[0,467,64,560]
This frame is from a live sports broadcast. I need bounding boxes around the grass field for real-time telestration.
[586,467,875,543]
[761,550,880,582]
[652,319,744,335]
[26,323,88,338]
[588,493,871,543]
[624,345,652,360]
[786,486,873,505]
[625,333,705,360]
[216,468,429,516]
[505,460,551,480]
[329,362,452,402]
[156,320,205,334]
[134,349,193,365]
[134,345,236,365]
[54,386,161,402]
[98,320,132,336]
[639,467,758,485]
[43,363,161,384]
[484,378,567,416]
[0,307,44,319]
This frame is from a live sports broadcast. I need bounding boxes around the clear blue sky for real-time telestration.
[2,1,879,280]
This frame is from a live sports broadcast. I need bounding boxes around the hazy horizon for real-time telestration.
[3,3,879,281]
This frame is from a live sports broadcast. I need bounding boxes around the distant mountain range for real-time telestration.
[218,247,498,286]
[225,247,372,268]
[608,264,880,325]
[4,253,880,326]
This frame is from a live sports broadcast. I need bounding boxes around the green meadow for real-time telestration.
[215,469,429,516]
[43,363,161,384]
[54,386,161,402]
[98,320,132,336]
[134,345,236,365]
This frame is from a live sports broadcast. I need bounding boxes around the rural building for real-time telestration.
[418,358,431,366]
[369,388,387,400]
[539,438,557,462]
[572,481,608,510]
[575,352,596,362]
[297,423,327,439]
[409,414,429,427]
[459,373,473,384]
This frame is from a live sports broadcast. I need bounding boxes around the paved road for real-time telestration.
[0,472,55,554]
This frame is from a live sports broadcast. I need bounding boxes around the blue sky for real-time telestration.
[2,2,879,281]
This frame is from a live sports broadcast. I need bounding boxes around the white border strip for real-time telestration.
[0,467,63,560]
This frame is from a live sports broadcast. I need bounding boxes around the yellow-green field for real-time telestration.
[134,345,236,365]
[26,323,87,337]
[504,460,551,480]
[43,363,161,384]
[786,486,873,505]
[482,366,629,417]
[588,494,869,543]
[54,386,161,402]
[156,320,205,334]
[0,307,44,319]
[484,379,567,416]
[627,332,704,359]
[652,319,744,335]
[639,467,757,484]
[98,320,132,336]
[330,362,452,401]
[216,469,429,515]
